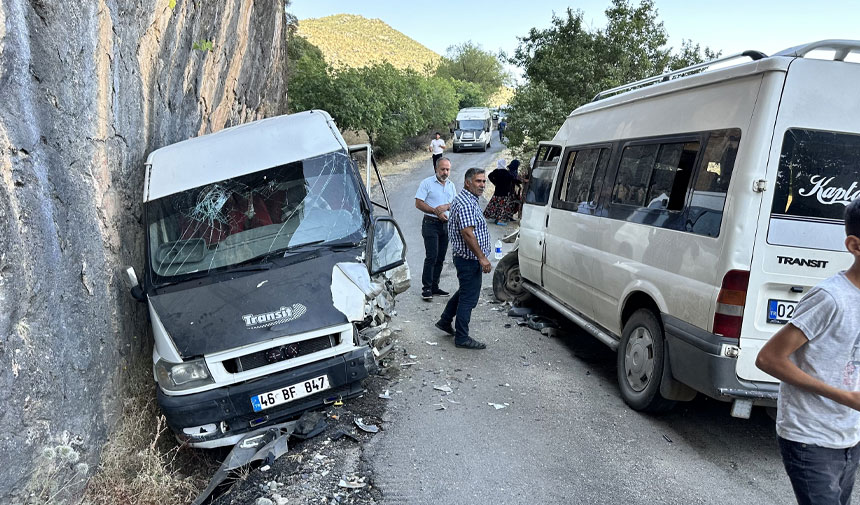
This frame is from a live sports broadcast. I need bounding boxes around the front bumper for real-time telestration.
[157,348,374,448]
[454,139,485,150]
[662,314,778,407]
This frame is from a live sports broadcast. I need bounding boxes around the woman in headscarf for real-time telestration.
[483,159,522,225]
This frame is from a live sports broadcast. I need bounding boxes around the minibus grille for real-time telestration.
[223,334,337,373]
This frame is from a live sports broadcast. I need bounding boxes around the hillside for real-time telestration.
[296,14,441,73]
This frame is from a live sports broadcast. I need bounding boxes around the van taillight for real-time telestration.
[713,270,750,340]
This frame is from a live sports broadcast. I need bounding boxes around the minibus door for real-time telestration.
[738,57,860,382]
[519,143,563,285]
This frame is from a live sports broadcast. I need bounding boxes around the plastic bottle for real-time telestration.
[494,239,503,260]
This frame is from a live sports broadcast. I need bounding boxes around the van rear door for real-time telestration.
[738,57,860,382]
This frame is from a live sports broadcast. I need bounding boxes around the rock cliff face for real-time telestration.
[0,0,288,500]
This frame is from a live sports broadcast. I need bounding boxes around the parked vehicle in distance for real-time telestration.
[452,107,492,152]
[123,110,410,448]
[495,40,860,419]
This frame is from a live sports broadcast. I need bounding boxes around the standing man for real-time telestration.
[435,168,491,350]
[415,157,455,301]
[498,118,507,142]
[429,132,446,169]
[756,198,860,505]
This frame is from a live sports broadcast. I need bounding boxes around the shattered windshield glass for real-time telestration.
[146,152,368,281]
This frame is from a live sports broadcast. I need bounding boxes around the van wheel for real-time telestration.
[617,309,676,413]
[493,253,532,304]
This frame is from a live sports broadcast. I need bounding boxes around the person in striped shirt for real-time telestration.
[434,167,492,349]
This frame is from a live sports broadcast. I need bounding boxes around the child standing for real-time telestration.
[757,198,860,505]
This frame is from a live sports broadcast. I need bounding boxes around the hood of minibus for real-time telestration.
[149,250,362,358]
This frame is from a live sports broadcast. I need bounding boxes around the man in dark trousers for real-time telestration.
[415,157,455,301]
[435,167,492,349]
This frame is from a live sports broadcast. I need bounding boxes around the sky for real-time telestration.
[289,0,859,81]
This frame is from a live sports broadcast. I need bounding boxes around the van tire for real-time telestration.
[617,309,676,413]
[492,253,532,304]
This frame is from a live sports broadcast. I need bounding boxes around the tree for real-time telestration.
[505,0,719,156]
[435,41,508,105]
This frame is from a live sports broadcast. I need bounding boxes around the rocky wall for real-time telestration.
[0,0,288,501]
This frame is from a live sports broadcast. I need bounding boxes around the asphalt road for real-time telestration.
[362,139,826,505]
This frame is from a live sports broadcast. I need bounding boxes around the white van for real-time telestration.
[452,107,493,152]
[124,110,410,447]
[495,40,860,418]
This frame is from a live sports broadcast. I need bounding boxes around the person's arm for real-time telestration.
[460,226,491,273]
[415,198,449,221]
[756,324,860,410]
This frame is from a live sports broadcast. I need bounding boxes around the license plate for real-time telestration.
[251,375,330,412]
[462,143,472,147]
[767,299,797,324]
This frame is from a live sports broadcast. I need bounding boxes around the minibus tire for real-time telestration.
[617,309,676,413]
[492,253,532,304]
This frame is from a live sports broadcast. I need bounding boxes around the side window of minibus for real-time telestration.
[562,149,600,209]
[554,150,578,204]
[645,141,700,211]
[686,129,741,237]
[609,144,659,221]
[524,145,560,205]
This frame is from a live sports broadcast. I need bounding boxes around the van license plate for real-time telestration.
[251,375,330,412]
[767,299,797,324]
[462,143,472,147]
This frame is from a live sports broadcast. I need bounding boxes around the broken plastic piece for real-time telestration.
[540,327,559,337]
[292,411,328,440]
[330,427,360,443]
[507,306,534,318]
[425,341,438,346]
[338,476,367,489]
[433,385,453,393]
[487,402,507,410]
[379,390,391,399]
[354,417,379,433]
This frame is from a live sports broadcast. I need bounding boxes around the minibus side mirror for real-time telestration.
[123,266,146,302]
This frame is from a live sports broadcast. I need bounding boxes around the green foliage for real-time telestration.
[435,41,508,106]
[287,39,459,156]
[503,82,569,159]
[506,0,720,157]
[192,40,213,52]
[449,79,485,109]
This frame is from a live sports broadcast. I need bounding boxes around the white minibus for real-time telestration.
[495,40,860,418]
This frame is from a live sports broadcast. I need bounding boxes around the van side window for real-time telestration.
[646,142,699,211]
[565,149,601,206]
[556,150,578,203]
[525,145,562,205]
[612,145,659,207]
[688,129,740,237]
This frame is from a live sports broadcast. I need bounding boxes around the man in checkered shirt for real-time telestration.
[434,167,492,349]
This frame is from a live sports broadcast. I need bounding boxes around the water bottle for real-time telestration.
[494,239,503,260]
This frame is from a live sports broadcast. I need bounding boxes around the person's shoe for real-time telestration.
[434,321,455,336]
[421,289,432,301]
[431,288,450,296]
[455,337,487,349]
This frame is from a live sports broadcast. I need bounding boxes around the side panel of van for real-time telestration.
[739,59,860,381]
[581,76,766,336]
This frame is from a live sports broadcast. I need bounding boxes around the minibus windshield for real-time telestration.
[769,128,860,251]
[145,152,368,282]
[458,120,485,130]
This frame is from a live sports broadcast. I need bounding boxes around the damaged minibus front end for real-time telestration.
[124,111,409,448]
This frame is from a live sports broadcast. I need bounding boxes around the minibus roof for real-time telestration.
[144,110,347,202]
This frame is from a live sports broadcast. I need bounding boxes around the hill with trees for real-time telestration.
[296,14,441,73]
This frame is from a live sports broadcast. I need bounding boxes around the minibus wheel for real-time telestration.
[492,253,532,304]
[617,309,675,413]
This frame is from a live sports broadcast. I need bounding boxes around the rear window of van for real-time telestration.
[768,129,860,251]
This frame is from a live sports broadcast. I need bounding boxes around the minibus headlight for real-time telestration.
[155,358,214,391]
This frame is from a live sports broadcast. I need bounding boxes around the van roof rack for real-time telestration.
[773,39,860,60]
[591,50,767,102]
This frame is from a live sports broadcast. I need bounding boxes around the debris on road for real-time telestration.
[337,476,367,489]
[433,385,453,393]
[354,417,380,433]
[379,390,391,399]
[426,340,439,346]
[663,434,674,443]
[488,402,507,410]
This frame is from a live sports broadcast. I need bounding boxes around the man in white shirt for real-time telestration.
[415,157,455,300]
[428,132,446,169]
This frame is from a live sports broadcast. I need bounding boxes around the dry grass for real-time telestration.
[80,359,216,505]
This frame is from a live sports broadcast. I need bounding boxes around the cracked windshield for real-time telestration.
[146,152,367,279]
